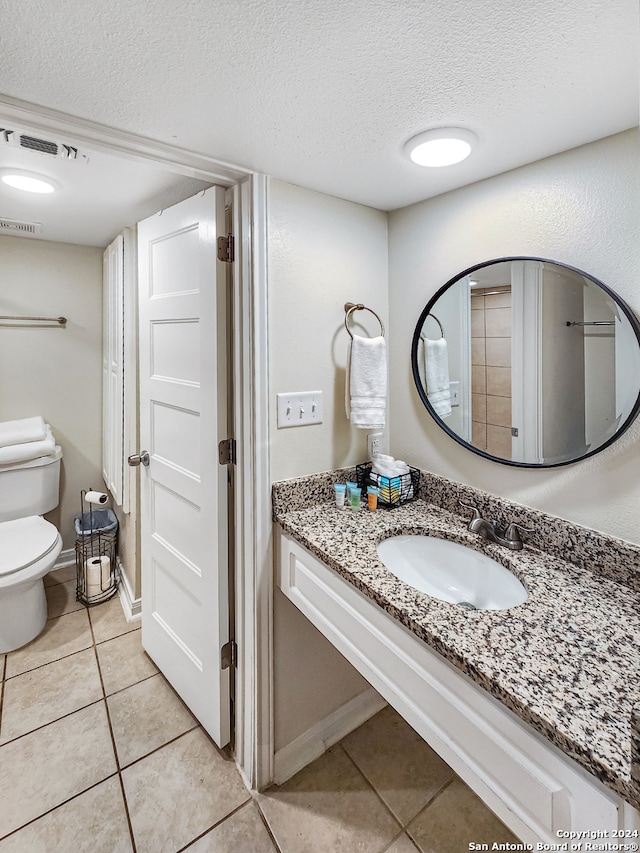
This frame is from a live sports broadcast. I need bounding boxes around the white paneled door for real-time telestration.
[137,187,231,747]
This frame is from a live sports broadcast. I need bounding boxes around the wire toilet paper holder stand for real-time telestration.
[75,488,119,606]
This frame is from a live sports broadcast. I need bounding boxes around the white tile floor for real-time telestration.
[0,566,519,852]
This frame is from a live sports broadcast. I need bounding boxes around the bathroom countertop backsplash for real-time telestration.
[272,467,640,811]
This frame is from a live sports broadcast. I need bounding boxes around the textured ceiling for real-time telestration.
[0,0,637,241]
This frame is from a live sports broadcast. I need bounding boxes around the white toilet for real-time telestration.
[0,447,64,653]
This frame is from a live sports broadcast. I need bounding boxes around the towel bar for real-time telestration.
[0,315,67,326]
[344,302,385,338]
[566,320,615,327]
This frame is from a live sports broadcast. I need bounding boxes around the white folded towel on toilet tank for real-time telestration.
[0,416,47,448]
[0,424,56,466]
[345,334,387,429]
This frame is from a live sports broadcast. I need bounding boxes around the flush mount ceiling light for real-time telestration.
[404,127,478,167]
[0,169,59,194]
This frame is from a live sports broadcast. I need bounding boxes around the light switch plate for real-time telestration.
[277,391,323,428]
[449,380,460,407]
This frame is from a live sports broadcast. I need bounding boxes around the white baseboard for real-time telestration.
[116,557,141,622]
[54,547,76,569]
[273,687,386,785]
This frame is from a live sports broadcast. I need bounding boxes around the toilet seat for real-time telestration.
[0,516,60,577]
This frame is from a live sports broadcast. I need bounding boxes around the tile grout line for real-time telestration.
[0,772,122,844]
[337,742,405,833]
[117,724,201,772]
[0,695,106,747]
[114,664,267,851]
[0,597,142,843]
[103,668,159,701]
[379,831,420,853]
[88,606,139,853]
[44,578,86,621]
[0,616,147,744]
[3,605,94,681]
[338,735,460,847]
[43,576,74,588]
[403,776,456,849]
[252,796,285,853]
[4,619,138,682]
[174,797,254,852]
[4,643,94,681]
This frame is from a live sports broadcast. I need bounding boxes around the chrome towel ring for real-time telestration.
[344,302,385,339]
[426,312,445,338]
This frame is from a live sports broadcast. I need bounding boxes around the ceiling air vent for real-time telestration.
[0,217,42,236]
[0,129,88,163]
[20,134,58,156]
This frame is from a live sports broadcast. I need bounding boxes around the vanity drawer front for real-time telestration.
[277,531,625,844]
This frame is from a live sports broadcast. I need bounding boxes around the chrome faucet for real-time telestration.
[460,502,531,551]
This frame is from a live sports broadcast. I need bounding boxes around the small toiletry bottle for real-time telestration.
[346,481,357,498]
[334,483,346,508]
[350,486,361,511]
[367,486,379,512]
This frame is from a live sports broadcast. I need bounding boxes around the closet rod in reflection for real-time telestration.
[0,315,67,326]
[470,289,511,297]
[565,320,615,327]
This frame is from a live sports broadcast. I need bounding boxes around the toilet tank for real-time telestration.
[0,447,62,522]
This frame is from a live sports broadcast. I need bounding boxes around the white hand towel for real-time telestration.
[0,416,46,448]
[421,334,451,419]
[0,425,56,465]
[346,334,387,429]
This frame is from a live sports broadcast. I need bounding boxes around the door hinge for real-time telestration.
[217,234,234,263]
[221,640,237,669]
[218,438,236,465]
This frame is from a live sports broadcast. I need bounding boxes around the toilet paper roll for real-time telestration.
[84,490,108,505]
[85,555,111,595]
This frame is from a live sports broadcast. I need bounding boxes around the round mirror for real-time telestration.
[411,257,640,467]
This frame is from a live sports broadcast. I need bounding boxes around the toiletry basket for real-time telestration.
[356,463,420,508]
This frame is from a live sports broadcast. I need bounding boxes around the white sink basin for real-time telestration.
[376,535,528,611]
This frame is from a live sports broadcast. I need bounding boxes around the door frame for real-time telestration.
[0,96,274,790]
[511,259,543,463]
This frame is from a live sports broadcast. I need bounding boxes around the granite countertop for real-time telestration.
[273,470,640,811]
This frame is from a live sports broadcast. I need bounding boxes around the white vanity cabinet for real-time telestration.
[277,529,640,844]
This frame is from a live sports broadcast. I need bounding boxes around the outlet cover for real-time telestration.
[277,391,323,428]
[367,432,383,458]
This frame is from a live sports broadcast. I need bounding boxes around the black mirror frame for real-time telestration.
[411,256,640,468]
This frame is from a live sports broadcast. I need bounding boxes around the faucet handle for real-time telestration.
[459,500,482,521]
[459,501,482,531]
[504,522,533,545]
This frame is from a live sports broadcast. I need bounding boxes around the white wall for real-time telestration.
[0,235,104,548]
[388,130,640,544]
[268,179,388,749]
[269,179,389,478]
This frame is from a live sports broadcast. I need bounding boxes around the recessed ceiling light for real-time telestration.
[404,128,478,168]
[0,169,59,194]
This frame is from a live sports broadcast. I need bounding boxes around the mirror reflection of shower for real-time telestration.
[469,270,513,460]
